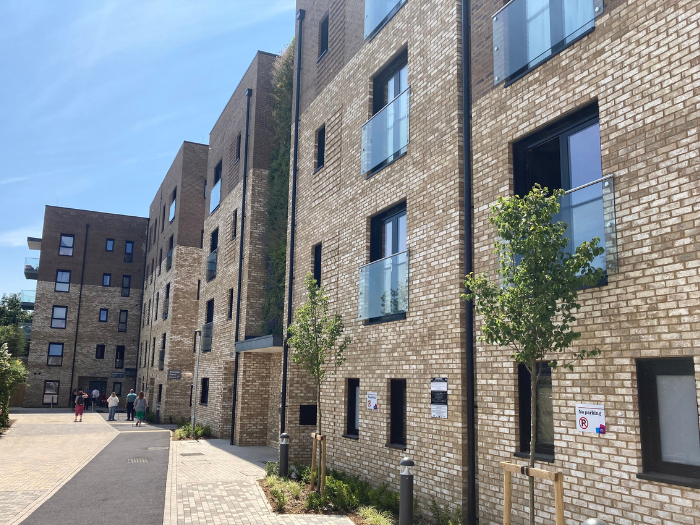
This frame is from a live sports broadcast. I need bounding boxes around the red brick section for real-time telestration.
[24,206,147,408]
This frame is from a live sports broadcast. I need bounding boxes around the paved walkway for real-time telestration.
[164,439,353,525]
[0,411,118,525]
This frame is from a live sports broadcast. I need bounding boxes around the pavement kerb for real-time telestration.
[162,437,176,525]
[6,414,119,525]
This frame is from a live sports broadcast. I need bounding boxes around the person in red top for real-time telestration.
[74,390,88,422]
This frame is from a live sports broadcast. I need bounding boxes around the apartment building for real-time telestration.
[285,0,470,513]
[470,0,700,524]
[194,51,282,443]
[23,206,147,408]
[137,141,208,422]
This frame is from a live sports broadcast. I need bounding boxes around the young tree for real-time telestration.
[0,343,27,427]
[0,325,27,357]
[0,293,32,327]
[463,186,604,525]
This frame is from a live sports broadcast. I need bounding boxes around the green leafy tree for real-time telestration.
[0,325,27,357]
[287,273,350,437]
[260,40,294,335]
[462,186,604,525]
[0,343,27,427]
[0,293,32,327]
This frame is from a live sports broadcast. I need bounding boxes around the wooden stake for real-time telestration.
[503,468,512,525]
[554,472,564,525]
[310,432,317,490]
[320,435,327,495]
[500,462,565,525]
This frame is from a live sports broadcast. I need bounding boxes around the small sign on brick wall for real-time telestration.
[168,370,182,380]
[367,392,377,410]
[431,378,448,418]
[575,404,605,434]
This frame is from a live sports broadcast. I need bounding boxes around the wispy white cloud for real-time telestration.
[0,225,43,248]
[0,176,32,186]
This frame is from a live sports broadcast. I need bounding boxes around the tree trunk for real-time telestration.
[529,366,538,525]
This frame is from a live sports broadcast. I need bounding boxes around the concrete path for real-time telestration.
[164,439,353,525]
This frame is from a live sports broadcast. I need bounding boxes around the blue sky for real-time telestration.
[0,0,295,297]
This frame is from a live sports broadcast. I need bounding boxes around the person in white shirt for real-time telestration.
[92,388,100,409]
[107,392,119,421]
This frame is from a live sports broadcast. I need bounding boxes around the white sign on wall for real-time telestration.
[431,378,448,419]
[367,392,377,410]
[575,404,606,434]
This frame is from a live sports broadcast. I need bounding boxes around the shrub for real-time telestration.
[325,477,359,512]
[430,500,462,525]
[270,488,287,511]
[145,411,156,423]
[174,422,211,440]
[265,461,279,477]
[358,506,396,525]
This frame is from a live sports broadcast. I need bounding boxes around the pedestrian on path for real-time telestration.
[107,392,119,421]
[92,388,99,410]
[134,391,147,426]
[125,389,137,421]
[74,390,88,422]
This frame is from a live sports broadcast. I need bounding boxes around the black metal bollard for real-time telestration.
[279,433,290,477]
[582,520,608,525]
[399,457,414,525]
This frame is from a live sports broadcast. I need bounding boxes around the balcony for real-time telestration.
[557,175,618,274]
[361,87,410,176]
[24,258,39,280]
[206,250,217,281]
[166,249,172,271]
[492,0,604,84]
[201,322,213,352]
[358,250,409,321]
[365,0,406,40]
[210,179,221,214]
[20,290,35,311]
[20,322,31,340]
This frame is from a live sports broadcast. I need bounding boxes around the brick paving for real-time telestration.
[163,439,353,525]
[0,410,118,525]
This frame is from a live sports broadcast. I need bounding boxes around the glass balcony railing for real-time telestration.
[210,180,221,214]
[166,249,172,271]
[24,258,39,280]
[492,0,604,84]
[358,250,409,321]
[361,87,410,176]
[201,322,213,352]
[20,290,35,310]
[206,250,217,281]
[365,0,406,39]
[20,322,31,340]
[556,175,618,273]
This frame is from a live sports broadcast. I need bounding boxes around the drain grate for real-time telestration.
[180,452,204,456]
[148,446,170,450]
[128,458,148,463]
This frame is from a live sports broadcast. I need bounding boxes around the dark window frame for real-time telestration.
[389,379,407,447]
[95,344,105,359]
[318,14,329,60]
[232,209,238,240]
[47,342,63,366]
[235,133,242,163]
[227,288,233,320]
[313,243,322,286]
[169,188,177,222]
[42,380,60,405]
[55,269,71,292]
[99,308,108,323]
[299,404,318,426]
[106,238,115,252]
[346,378,360,437]
[51,305,68,329]
[59,234,74,257]
[315,125,326,172]
[124,240,134,263]
[200,378,209,405]
[113,382,122,396]
[518,362,554,458]
[157,384,163,403]
[115,345,125,369]
[118,310,128,332]
[102,273,111,287]
[121,275,131,297]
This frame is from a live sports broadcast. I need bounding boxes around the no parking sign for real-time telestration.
[576,404,606,434]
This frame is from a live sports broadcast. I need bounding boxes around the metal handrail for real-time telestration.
[359,249,409,270]
[564,174,613,195]
[362,86,410,127]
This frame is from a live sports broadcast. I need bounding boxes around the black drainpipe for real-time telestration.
[135,218,150,393]
[230,87,253,445]
[281,8,305,435]
[68,223,89,404]
[462,1,476,524]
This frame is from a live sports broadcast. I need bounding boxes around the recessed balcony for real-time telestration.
[24,258,39,280]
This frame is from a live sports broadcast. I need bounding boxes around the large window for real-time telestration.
[518,363,554,457]
[59,234,74,256]
[118,310,128,332]
[200,378,209,404]
[389,379,407,447]
[514,104,613,273]
[115,345,124,368]
[47,343,63,366]
[43,380,59,405]
[121,275,131,297]
[637,358,700,483]
[346,378,360,437]
[55,270,70,292]
[124,241,134,263]
[51,306,67,329]
[318,14,329,59]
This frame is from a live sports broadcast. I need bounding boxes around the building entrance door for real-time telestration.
[89,380,107,408]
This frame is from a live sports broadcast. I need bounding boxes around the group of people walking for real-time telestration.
[74,389,148,425]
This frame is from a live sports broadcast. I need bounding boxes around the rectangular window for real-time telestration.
[207,229,219,281]
[228,288,234,319]
[319,15,329,59]
[197,280,201,300]
[163,283,170,320]
[346,378,360,436]
[200,378,209,404]
[211,162,222,214]
[115,345,125,368]
[106,238,114,252]
[200,229,204,249]
[518,363,554,457]
[158,384,163,402]
[124,241,134,263]
[99,308,108,322]
[313,243,322,286]
[203,180,207,199]
[96,344,105,359]
[59,234,74,256]
[55,270,70,292]
[162,205,166,230]
[513,104,608,273]
[151,338,156,367]
[232,209,238,239]
[43,380,59,405]
[389,379,407,447]
[47,342,63,366]
[102,273,111,287]
[51,306,67,329]
[153,221,157,243]
[121,275,131,297]
[315,125,326,170]
[154,293,159,321]
[118,310,128,332]
[166,235,173,272]
[235,133,242,162]
[206,298,214,324]
[637,357,700,482]
[299,405,318,426]
[169,188,177,222]
[158,248,162,275]
[113,382,122,396]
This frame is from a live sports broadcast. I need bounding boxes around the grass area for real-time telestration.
[173,421,212,440]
